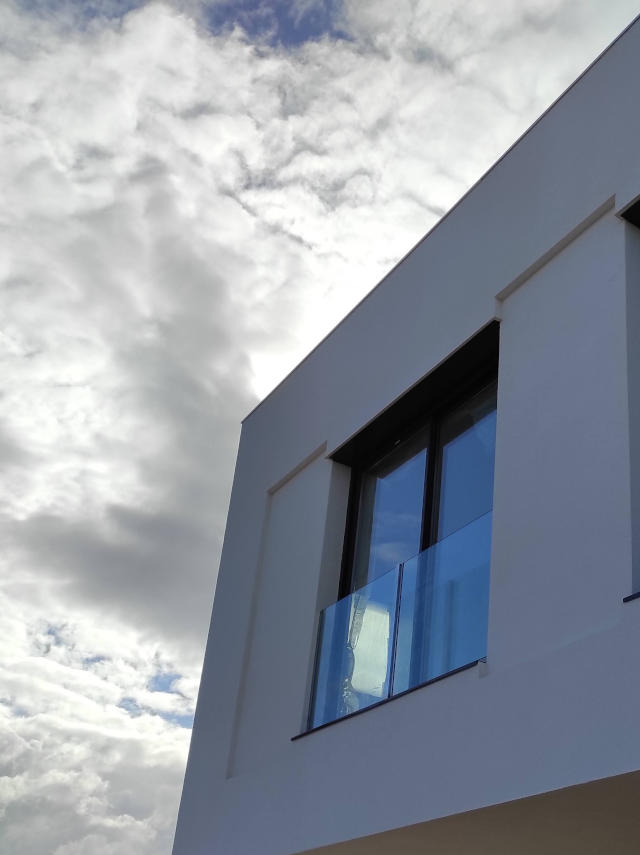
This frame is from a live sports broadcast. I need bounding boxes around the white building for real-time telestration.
[173,16,640,855]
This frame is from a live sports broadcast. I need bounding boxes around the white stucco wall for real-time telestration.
[174,18,640,855]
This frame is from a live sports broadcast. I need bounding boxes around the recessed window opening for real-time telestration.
[307,323,499,732]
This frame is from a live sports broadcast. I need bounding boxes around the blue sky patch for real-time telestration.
[16,0,350,46]
[119,695,193,728]
[149,671,180,693]
[119,696,143,716]
[44,624,64,644]
[203,0,349,47]
[162,711,195,729]
[82,655,106,668]
[16,0,145,24]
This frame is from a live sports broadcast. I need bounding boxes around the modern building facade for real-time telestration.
[173,16,640,855]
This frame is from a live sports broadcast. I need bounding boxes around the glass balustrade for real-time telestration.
[309,511,492,729]
[309,568,399,730]
[391,511,491,695]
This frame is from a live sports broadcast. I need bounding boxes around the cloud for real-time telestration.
[1,0,639,852]
[0,585,192,855]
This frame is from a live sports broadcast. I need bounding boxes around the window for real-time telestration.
[307,324,499,731]
[347,381,497,593]
[351,427,429,591]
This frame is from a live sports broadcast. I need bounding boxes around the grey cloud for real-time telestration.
[405,41,457,71]
[3,2,640,854]
[12,506,216,646]
[5,285,256,654]
[0,423,34,468]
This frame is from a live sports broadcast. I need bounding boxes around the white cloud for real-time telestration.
[1,0,639,852]
[0,583,192,854]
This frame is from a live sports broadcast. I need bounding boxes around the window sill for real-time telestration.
[291,659,480,741]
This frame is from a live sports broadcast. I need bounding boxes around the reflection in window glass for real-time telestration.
[392,511,492,694]
[352,432,428,590]
[310,568,399,728]
[437,383,497,540]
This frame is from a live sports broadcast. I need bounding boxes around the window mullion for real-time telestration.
[421,418,439,552]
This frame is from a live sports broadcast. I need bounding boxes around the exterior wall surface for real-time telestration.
[174,17,640,855]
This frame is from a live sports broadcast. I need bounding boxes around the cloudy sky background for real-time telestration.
[1,1,639,852]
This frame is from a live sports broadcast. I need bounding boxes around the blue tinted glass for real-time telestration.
[353,432,428,589]
[437,384,497,540]
[392,511,492,694]
[310,568,399,729]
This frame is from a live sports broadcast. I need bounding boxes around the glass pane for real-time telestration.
[310,567,399,729]
[437,383,497,540]
[352,430,428,590]
[392,511,491,695]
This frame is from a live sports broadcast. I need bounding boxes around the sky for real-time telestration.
[1,1,639,852]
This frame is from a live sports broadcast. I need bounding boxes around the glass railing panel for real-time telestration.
[392,511,492,695]
[309,567,399,729]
